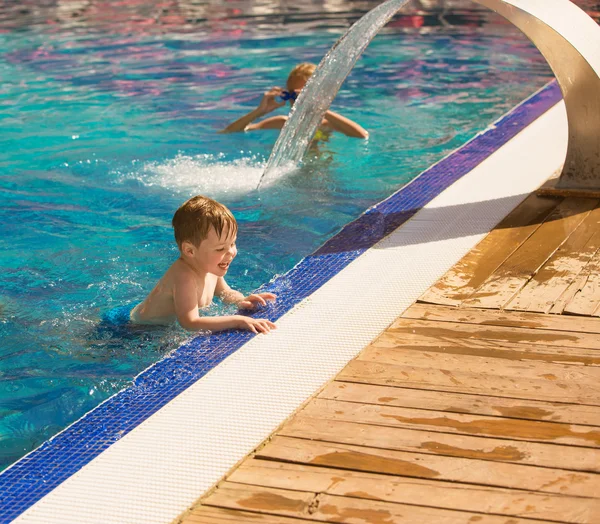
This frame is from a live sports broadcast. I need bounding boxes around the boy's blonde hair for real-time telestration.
[287,62,316,89]
[172,195,237,249]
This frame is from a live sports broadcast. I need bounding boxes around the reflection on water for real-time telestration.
[2,0,597,34]
[2,0,483,33]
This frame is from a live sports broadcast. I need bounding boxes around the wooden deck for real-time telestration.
[178,194,600,524]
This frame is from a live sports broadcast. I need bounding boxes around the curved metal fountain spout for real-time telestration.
[473,0,600,191]
[259,0,600,191]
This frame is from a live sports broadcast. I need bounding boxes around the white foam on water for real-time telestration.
[254,160,298,189]
[131,153,267,197]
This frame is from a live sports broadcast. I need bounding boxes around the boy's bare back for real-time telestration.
[131,259,219,325]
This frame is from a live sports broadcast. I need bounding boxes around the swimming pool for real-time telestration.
[1,0,592,473]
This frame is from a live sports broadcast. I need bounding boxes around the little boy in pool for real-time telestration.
[220,62,369,139]
[130,195,277,333]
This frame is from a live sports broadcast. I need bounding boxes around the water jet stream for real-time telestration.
[257,0,411,189]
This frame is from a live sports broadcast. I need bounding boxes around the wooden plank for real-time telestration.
[340,359,600,405]
[551,274,588,314]
[402,303,600,334]
[419,194,560,306]
[462,197,598,309]
[564,249,600,316]
[181,506,317,523]
[228,459,600,523]
[206,482,551,523]
[506,206,600,313]
[371,332,600,368]
[361,344,600,382]
[299,398,600,448]
[320,382,600,427]
[260,434,600,494]
[388,317,600,351]
[381,339,600,367]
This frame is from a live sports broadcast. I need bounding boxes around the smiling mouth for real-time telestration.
[218,263,230,270]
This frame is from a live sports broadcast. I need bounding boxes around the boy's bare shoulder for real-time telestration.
[169,259,197,283]
[152,259,192,292]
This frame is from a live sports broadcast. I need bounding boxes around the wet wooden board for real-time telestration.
[419,194,560,306]
[226,459,600,523]
[402,303,600,334]
[180,506,317,523]
[370,334,600,367]
[258,435,600,495]
[550,275,588,314]
[278,418,600,475]
[359,345,600,383]
[319,382,600,427]
[374,340,600,367]
[205,482,553,523]
[462,198,598,309]
[388,317,600,350]
[563,248,600,316]
[506,206,600,313]
[299,398,600,448]
[340,359,600,405]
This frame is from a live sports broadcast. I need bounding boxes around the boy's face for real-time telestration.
[185,225,237,277]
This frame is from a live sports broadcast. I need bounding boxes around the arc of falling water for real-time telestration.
[257,0,411,189]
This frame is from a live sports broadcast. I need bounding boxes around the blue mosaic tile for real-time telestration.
[0,81,562,523]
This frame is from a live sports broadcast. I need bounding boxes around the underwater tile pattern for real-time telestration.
[0,81,562,523]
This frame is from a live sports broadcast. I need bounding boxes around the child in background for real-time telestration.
[128,195,276,333]
[220,62,368,139]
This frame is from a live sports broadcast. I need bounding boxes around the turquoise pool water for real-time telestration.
[1,0,581,471]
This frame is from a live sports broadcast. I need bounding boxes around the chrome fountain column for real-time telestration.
[474,0,600,194]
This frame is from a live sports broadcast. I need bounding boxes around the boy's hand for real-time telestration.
[238,292,277,310]
[235,315,277,334]
[258,87,285,114]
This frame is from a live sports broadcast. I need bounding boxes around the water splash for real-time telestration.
[258,0,411,188]
[128,153,266,196]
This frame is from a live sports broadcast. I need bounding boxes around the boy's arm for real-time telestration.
[216,277,245,304]
[219,87,286,134]
[217,277,277,309]
[323,110,369,139]
[173,272,275,333]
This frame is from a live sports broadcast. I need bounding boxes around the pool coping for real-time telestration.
[0,80,562,523]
